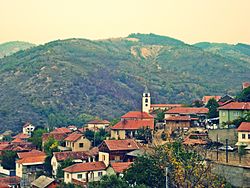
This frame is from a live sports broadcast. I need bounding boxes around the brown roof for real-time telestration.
[53,151,90,161]
[88,120,110,124]
[42,132,67,143]
[111,162,132,173]
[238,122,250,132]
[86,147,99,156]
[63,161,106,173]
[166,107,209,114]
[202,96,221,104]
[165,116,191,121]
[17,155,46,164]
[11,138,25,143]
[64,133,82,142]
[102,139,139,151]
[218,102,250,110]
[51,127,72,134]
[0,176,20,186]
[17,150,44,159]
[151,104,183,108]
[121,111,154,119]
[243,82,250,89]
[111,119,154,130]
[13,133,30,139]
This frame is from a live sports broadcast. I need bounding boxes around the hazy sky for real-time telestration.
[1,0,249,44]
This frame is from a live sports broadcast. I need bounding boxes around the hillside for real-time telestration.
[0,33,250,132]
[0,41,35,58]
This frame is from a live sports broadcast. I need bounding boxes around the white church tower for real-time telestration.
[142,92,151,113]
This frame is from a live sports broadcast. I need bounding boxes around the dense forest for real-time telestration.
[0,33,250,132]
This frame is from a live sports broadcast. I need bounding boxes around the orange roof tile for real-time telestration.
[111,162,133,173]
[17,150,44,159]
[238,122,250,132]
[42,132,67,142]
[121,111,153,119]
[165,116,191,121]
[111,119,154,130]
[166,107,209,114]
[17,155,46,164]
[218,102,250,110]
[11,138,25,143]
[101,139,139,151]
[202,96,221,104]
[64,133,82,142]
[53,151,90,161]
[151,104,183,108]
[63,161,106,173]
[51,127,72,134]
[0,176,20,186]
[88,120,110,124]
[13,133,30,139]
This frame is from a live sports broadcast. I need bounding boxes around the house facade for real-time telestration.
[22,123,35,136]
[165,116,191,133]
[218,102,250,126]
[236,122,250,150]
[65,133,91,152]
[85,120,110,131]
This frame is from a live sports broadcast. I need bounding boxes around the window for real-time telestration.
[242,134,246,139]
[98,172,103,177]
[145,99,148,103]
[67,174,69,179]
[145,104,148,106]
[79,143,84,148]
[234,111,240,116]
[248,134,250,139]
[77,174,82,179]
[102,155,105,161]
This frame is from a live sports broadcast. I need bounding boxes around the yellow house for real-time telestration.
[236,122,250,150]
[86,120,110,130]
[65,133,91,152]
[63,161,107,184]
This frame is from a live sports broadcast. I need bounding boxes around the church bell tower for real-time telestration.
[142,92,151,113]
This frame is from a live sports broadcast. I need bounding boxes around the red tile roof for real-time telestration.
[42,132,67,143]
[218,102,250,110]
[53,151,90,161]
[238,122,250,132]
[11,138,25,143]
[63,161,106,173]
[13,133,30,139]
[17,155,46,164]
[166,107,209,114]
[86,147,99,156]
[111,162,133,173]
[102,139,139,151]
[17,150,44,159]
[165,116,191,121]
[121,111,153,119]
[151,104,183,108]
[111,119,154,130]
[242,82,250,89]
[88,120,110,124]
[0,176,20,186]
[51,127,72,134]
[23,122,33,128]
[202,96,221,104]
[64,133,82,142]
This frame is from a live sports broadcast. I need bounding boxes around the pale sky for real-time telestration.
[0,0,249,44]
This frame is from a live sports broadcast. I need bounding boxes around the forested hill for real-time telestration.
[0,41,35,58]
[0,33,250,132]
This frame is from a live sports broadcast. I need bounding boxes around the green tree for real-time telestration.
[237,86,250,102]
[57,158,74,178]
[28,128,47,150]
[88,175,129,188]
[206,98,219,118]
[44,137,59,155]
[0,151,17,169]
[135,127,153,144]
[155,110,165,122]
[58,182,81,188]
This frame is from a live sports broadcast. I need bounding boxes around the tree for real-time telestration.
[58,182,82,188]
[155,110,165,122]
[124,155,165,188]
[85,129,108,146]
[206,98,219,118]
[0,151,17,169]
[44,137,59,155]
[28,128,47,150]
[57,158,74,178]
[237,86,250,102]
[135,127,153,144]
[88,175,129,188]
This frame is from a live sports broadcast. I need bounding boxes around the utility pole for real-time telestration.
[216,134,219,161]
[226,139,228,163]
[166,167,169,188]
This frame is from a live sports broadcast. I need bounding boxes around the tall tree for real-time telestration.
[237,86,250,102]
[28,128,47,150]
[206,98,219,118]
[0,151,17,170]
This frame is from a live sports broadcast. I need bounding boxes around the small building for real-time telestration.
[16,151,46,178]
[111,111,154,139]
[85,120,110,131]
[150,104,184,112]
[183,133,209,145]
[202,96,221,105]
[107,162,133,176]
[64,133,91,152]
[236,122,250,151]
[42,132,68,148]
[217,95,234,106]
[218,102,250,126]
[22,122,35,136]
[51,127,72,134]
[51,151,95,177]
[31,175,57,188]
[63,161,107,184]
[165,115,191,133]
[12,133,30,142]
[98,139,139,166]
[0,176,21,188]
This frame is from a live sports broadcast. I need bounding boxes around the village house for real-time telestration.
[85,120,110,131]
[236,122,250,151]
[106,162,132,177]
[51,151,96,177]
[165,115,191,133]
[98,139,139,166]
[13,133,30,142]
[183,133,210,145]
[150,104,184,112]
[31,175,57,188]
[202,96,221,105]
[111,111,154,139]
[16,150,46,179]
[217,95,235,106]
[165,107,209,126]
[22,122,35,136]
[63,161,107,185]
[0,176,21,188]
[218,102,250,126]
[64,133,91,152]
